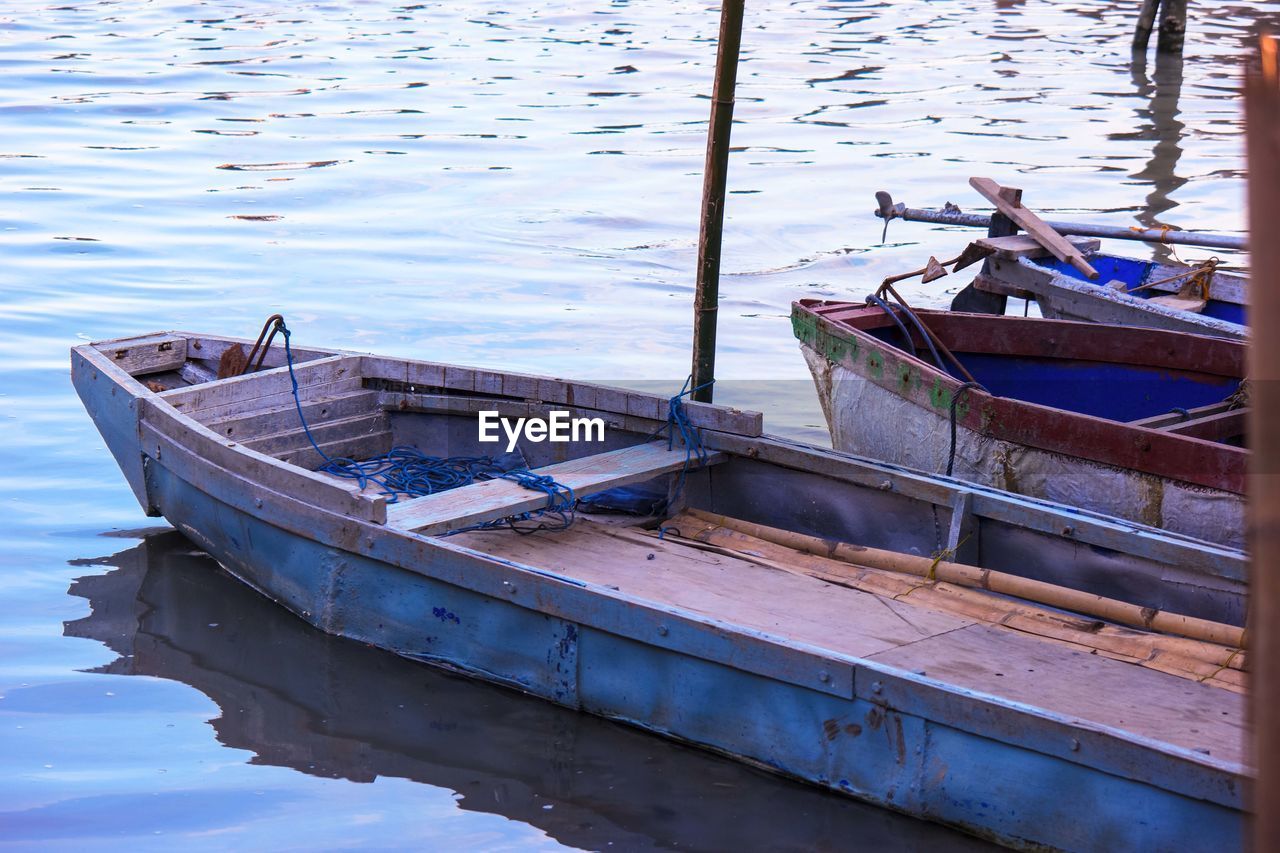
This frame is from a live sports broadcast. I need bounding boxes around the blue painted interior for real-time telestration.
[866,326,1241,424]
[1031,256,1248,326]
[954,353,1239,422]
[1035,254,1155,288]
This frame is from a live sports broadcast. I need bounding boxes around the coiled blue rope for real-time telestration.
[280,321,575,534]
[279,319,706,533]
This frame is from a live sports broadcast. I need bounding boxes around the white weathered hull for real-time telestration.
[801,345,1246,549]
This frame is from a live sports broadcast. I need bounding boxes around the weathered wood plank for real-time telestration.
[1148,292,1208,313]
[184,332,334,368]
[1130,401,1235,430]
[205,389,381,439]
[970,177,1099,278]
[376,391,675,437]
[160,355,360,413]
[1147,262,1247,305]
[244,412,389,455]
[388,442,723,534]
[867,623,1243,764]
[181,378,366,423]
[359,356,763,437]
[95,334,188,377]
[272,430,393,471]
[977,234,1100,260]
[454,518,970,660]
[973,272,1035,300]
[1164,408,1248,442]
[139,398,387,523]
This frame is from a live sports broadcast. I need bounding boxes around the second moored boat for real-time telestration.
[793,299,1247,548]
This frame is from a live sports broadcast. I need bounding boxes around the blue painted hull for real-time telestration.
[148,464,1242,851]
[72,332,1248,851]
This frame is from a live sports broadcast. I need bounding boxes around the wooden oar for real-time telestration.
[969,177,1100,279]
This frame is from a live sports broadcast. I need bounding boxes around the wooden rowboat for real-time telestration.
[793,300,1247,548]
[74,328,1247,850]
[977,245,1247,339]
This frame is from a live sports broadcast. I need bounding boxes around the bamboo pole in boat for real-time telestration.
[681,509,1246,649]
[690,0,746,405]
[645,517,1244,676]
[1246,31,1280,847]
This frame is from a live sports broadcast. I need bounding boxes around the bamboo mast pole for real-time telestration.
[1247,30,1280,851]
[690,0,745,405]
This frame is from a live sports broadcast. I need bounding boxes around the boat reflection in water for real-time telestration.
[66,531,989,852]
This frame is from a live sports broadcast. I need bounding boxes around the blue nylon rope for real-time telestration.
[280,322,575,534]
[653,376,712,506]
[279,320,706,534]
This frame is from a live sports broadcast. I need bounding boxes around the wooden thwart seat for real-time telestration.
[387,441,723,536]
[1130,400,1248,440]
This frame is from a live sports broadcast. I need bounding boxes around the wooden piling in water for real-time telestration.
[1247,30,1280,850]
[1157,0,1188,55]
[1133,0,1160,53]
[691,0,745,405]
[1134,0,1188,56]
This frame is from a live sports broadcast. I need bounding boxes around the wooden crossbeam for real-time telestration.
[96,334,187,377]
[1130,401,1235,430]
[386,441,723,535]
[1164,409,1248,442]
[976,234,1100,260]
[970,177,1100,279]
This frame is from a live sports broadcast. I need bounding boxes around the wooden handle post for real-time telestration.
[969,177,1100,279]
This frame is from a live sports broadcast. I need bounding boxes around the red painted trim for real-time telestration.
[802,300,1243,376]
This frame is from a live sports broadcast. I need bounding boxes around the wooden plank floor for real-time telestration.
[453,520,1243,764]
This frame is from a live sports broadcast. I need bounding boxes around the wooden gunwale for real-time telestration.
[807,301,1242,375]
[793,301,1247,494]
[85,330,1247,578]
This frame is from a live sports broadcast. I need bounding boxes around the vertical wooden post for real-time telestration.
[690,0,746,405]
[1247,30,1280,852]
[949,187,1019,314]
[1134,0,1160,53]
[1157,0,1187,54]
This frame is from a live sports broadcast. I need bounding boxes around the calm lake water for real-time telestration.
[0,0,1266,848]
